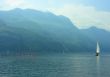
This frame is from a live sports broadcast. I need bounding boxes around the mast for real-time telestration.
[96,42,100,56]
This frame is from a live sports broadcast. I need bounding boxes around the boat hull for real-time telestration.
[96,53,99,56]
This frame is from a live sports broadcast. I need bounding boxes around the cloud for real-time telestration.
[48,4,110,31]
[0,0,33,10]
[0,0,51,11]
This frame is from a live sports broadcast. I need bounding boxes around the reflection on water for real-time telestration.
[0,55,110,77]
[96,56,100,77]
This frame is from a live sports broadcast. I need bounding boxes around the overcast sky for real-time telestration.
[0,0,110,30]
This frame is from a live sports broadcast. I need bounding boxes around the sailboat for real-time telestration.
[96,42,100,56]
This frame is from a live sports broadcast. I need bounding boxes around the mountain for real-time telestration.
[0,8,109,55]
[81,27,110,53]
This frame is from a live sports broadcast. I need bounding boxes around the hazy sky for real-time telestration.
[0,0,110,30]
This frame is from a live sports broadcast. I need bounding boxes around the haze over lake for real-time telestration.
[0,0,110,77]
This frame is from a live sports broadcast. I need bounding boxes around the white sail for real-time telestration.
[96,42,100,53]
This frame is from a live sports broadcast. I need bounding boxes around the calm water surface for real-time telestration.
[0,54,110,77]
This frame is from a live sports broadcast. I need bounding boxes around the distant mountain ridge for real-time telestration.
[0,8,110,55]
[81,26,110,52]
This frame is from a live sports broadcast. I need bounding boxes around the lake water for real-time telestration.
[0,54,110,77]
